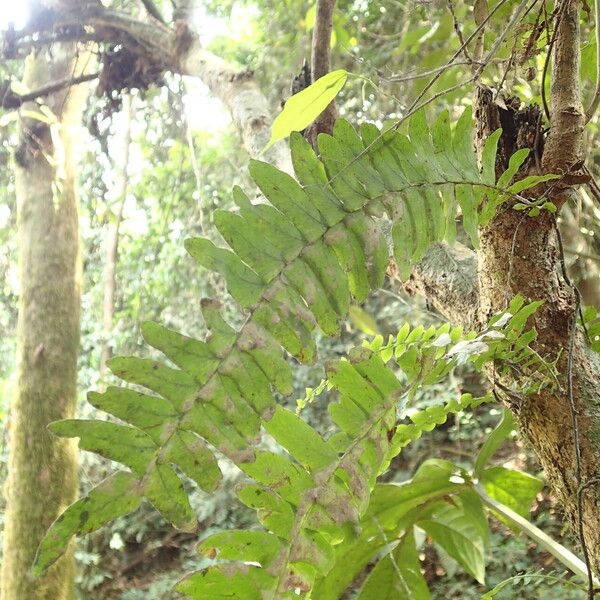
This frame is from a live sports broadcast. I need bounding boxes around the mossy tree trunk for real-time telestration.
[0,45,89,600]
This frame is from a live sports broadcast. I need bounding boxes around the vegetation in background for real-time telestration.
[1,1,600,598]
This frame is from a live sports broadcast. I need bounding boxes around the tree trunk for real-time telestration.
[476,2,600,578]
[0,45,89,600]
[407,0,600,580]
[476,176,600,577]
[100,93,132,379]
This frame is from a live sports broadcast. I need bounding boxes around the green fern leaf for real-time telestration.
[357,530,430,599]
[34,472,142,575]
[36,110,555,592]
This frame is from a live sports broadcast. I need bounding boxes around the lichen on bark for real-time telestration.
[0,44,89,600]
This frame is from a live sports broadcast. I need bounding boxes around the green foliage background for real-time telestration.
[2,0,600,598]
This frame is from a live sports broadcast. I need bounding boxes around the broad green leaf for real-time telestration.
[496,148,530,189]
[107,356,197,410]
[319,133,371,210]
[214,209,285,281]
[264,405,338,471]
[367,467,466,532]
[312,523,388,600]
[507,299,543,330]
[327,358,383,415]
[34,472,142,575]
[185,237,265,309]
[164,430,222,492]
[357,529,430,599]
[431,109,461,180]
[232,186,305,260]
[241,325,294,395]
[455,183,479,247]
[141,321,220,385]
[87,387,176,444]
[237,485,295,537]
[198,530,282,564]
[452,106,479,180]
[331,119,385,197]
[285,257,342,336]
[253,290,318,362]
[249,160,326,241]
[266,69,348,149]
[145,462,196,531]
[49,419,155,477]
[240,451,313,504]
[480,129,502,184]
[418,491,488,584]
[290,131,345,226]
[177,564,276,599]
[326,223,371,302]
[481,466,543,519]
[347,214,388,291]
[506,173,560,195]
[474,408,515,476]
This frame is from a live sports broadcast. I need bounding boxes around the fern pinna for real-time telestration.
[34,109,554,597]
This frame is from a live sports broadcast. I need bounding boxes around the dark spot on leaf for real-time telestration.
[78,510,89,529]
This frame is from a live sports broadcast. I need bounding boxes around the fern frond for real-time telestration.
[34,109,554,587]
[176,301,545,598]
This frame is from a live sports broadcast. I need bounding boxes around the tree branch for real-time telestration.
[140,0,166,24]
[542,1,584,183]
[311,0,336,82]
[11,2,292,173]
[0,72,99,109]
[173,0,194,22]
[585,0,600,122]
[308,0,337,144]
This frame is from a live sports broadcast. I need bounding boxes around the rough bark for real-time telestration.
[407,0,600,579]
[542,0,584,179]
[477,205,600,578]
[403,242,480,331]
[0,45,89,600]
[100,93,132,379]
[479,2,600,579]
